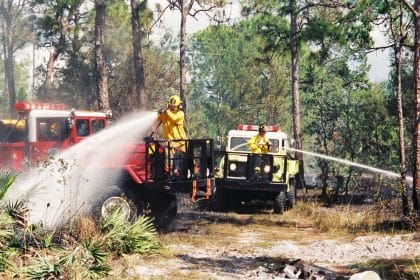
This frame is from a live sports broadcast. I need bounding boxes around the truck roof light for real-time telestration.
[237,124,279,132]
[15,102,67,112]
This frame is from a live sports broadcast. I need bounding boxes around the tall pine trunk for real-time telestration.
[394,44,409,215]
[131,0,146,110]
[290,0,305,188]
[94,0,110,111]
[180,0,188,115]
[413,0,420,214]
[4,16,15,117]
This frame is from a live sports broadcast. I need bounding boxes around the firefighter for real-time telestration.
[48,121,61,140]
[247,124,272,154]
[157,95,187,172]
[157,95,187,143]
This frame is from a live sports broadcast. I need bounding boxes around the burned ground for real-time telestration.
[109,194,420,280]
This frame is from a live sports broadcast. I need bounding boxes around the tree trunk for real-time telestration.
[395,45,409,215]
[94,0,110,111]
[180,0,188,115]
[4,16,15,117]
[44,47,59,99]
[131,0,146,110]
[290,0,305,188]
[413,1,420,214]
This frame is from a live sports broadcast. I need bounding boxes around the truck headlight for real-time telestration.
[229,163,237,171]
[263,165,271,173]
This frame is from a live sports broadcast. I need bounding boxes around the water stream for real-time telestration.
[285,147,412,182]
[4,111,157,228]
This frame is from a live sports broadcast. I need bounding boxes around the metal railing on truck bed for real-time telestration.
[144,139,215,198]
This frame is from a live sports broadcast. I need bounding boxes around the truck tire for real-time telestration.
[93,185,142,222]
[286,178,297,209]
[273,190,286,214]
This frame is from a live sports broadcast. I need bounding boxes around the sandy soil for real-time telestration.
[118,199,420,280]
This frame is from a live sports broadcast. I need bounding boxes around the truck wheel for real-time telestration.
[93,185,141,222]
[287,178,297,209]
[273,190,286,214]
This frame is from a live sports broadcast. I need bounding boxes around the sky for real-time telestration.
[151,0,390,83]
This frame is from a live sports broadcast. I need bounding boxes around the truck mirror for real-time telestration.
[66,118,73,131]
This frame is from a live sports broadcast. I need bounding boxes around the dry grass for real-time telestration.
[283,200,412,236]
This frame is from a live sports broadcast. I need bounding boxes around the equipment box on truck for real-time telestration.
[214,124,299,213]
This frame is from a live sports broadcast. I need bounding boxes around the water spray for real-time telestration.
[285,147,412,182]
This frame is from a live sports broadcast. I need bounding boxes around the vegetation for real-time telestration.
[0,170,160,279]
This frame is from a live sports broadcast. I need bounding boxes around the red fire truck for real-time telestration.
[0,102,215,227]
[0,102,110,171]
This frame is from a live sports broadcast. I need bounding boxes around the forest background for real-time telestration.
[0,0,419,213]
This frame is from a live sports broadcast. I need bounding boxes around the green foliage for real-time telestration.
[26,256,61,279]
[100,210,160,255]
[0,171,18,200]
[59,240,111,279]
[0,213,14,249]
[189,21,291,139]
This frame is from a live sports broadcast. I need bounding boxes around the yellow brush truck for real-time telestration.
[214,124,299,213]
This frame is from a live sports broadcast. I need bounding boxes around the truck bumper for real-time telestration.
[215,178,287,193]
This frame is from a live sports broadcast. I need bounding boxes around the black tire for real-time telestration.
[273,190,286,214]
[92,185,142,222]
[286,178,297,209]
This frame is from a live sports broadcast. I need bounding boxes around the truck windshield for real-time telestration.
[229,137,280,152]
[37,118,67,141]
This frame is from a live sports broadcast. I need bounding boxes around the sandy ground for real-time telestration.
[118,199,420,280]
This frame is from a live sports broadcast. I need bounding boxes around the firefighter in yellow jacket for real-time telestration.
[247,124,272,153]
[157,95,187,152]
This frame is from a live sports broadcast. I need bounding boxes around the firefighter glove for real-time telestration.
[158,108,166,114]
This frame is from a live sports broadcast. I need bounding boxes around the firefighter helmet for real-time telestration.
[258,124,267,133]
[168,95,181,107]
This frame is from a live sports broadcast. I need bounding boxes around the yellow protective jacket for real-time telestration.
[247,134,271,153]
[157,109,187,140]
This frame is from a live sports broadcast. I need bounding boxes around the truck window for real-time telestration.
[76,119,90,137]
[37,118,67,141]
[0,120,25,143]
[230,137,251,151]
[91,119,105,133]
[270,139,280,153]
[230,137,280,152]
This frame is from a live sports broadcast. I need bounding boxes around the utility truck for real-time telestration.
[0,102,214,226]
[214,124,299,213]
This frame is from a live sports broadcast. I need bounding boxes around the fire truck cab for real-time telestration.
[214,124,299,213]
[0,102,109,171]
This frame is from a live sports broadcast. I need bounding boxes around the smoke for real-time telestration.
[4,111,157,228]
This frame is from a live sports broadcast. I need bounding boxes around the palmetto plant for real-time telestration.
[5,199,28,227]
[100,209,161,255]
[0,170,17,199]
[59,240,111,279]
[26,256,61,279]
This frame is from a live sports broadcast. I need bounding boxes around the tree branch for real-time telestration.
[399,0,419,17]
